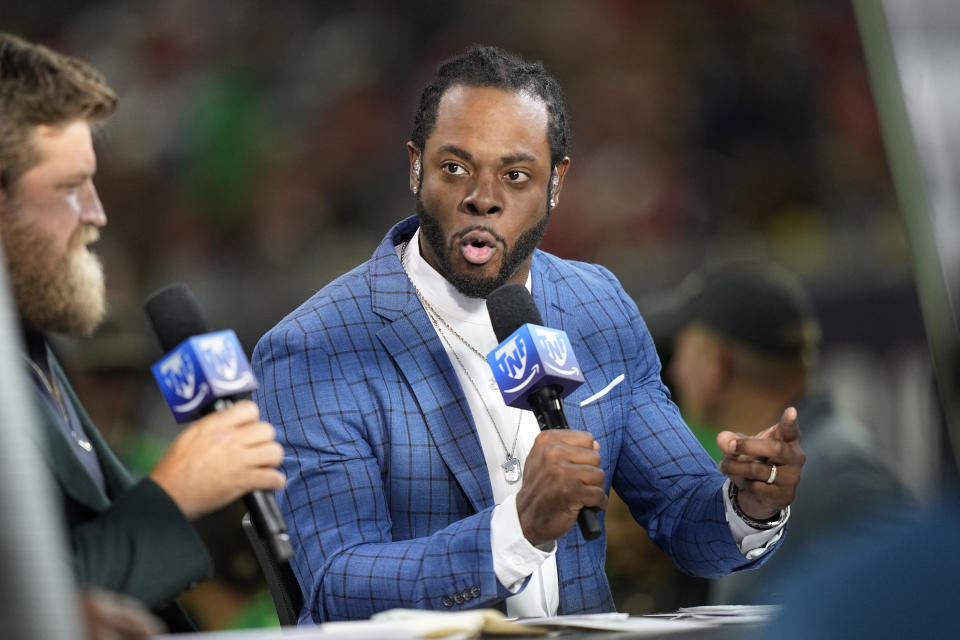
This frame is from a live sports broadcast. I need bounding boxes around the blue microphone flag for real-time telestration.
[487,323,585,408]
[150,329,258,422]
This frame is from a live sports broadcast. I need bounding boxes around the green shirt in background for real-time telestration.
[687,422,723,463]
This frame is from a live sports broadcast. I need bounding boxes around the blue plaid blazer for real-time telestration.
[253,216,773,623]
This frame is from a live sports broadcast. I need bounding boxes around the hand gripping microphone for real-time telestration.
[486,283,602,541]
[145,283,293,562]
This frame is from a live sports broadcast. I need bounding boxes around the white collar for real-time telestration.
[402,227,531,328]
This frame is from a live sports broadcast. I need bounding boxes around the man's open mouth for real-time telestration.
[459,230,499,265]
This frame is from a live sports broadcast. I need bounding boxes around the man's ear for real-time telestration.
[406,141,421,195]
[549,156,571,206]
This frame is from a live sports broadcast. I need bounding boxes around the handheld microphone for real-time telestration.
[145,283,293,562]
[486,283,602,541]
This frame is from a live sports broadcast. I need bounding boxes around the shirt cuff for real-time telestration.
[490,493,557,592]
[721,478,790,559]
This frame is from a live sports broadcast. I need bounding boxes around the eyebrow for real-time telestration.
[501,152,538,165]
[436,144,473,162]
[435,145,539,166]
[58,170,95,184]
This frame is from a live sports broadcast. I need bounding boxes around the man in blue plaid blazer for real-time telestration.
[253,46,805,623]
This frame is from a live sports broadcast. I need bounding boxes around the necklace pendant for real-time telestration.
[502,455,521,484]
[76,438,93,452]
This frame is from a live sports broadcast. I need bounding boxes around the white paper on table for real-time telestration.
[512,612,715,634]
[675,604,781,624]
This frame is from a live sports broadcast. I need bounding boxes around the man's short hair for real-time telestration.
[0,33,117,190]
[410,44,570,169]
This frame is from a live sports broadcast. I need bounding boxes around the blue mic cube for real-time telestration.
[150,329,258,422]
[487,323,585,408]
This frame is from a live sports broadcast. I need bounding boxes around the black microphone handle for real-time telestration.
[203,396,293,562]
[527,386,603,541]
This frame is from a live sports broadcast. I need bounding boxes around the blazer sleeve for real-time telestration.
[599,266,781,577]
[253,321,515,623]
[69,477,212,608]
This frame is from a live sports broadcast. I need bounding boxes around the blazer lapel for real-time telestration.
[530,255,593,410]
[31,383,111,512]
[371,218,493,513]
[31,351,135,512]
[531,253,567,336]
[49,355,135,497]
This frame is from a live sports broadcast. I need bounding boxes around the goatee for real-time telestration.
[416,198,549,299]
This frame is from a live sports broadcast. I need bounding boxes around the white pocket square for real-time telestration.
[579,374,625,407]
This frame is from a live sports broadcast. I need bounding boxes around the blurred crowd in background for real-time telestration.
[6,0,948,629]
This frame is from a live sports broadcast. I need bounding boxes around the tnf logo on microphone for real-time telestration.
[487,324,585,408]
[151,330,257,422]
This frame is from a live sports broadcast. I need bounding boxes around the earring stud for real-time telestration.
[412,158,422,195]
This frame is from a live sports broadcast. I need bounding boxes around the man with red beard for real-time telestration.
[0,33,285,631]
[253,45,805,624]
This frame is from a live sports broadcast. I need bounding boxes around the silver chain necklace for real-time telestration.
[400,241,524,484]
[25,357,93,452]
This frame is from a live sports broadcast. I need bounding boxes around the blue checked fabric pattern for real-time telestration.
[252,216,776,623]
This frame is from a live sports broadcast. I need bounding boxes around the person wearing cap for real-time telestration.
[650,260,910,604]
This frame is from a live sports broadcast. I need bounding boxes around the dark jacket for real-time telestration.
[31,344,212,632]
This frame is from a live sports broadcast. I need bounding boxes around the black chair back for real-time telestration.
[241,512,303,625]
